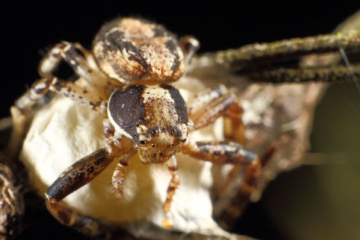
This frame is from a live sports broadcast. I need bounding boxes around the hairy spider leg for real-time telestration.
[186,84,260,201]
[163,156,180,213]
[9,72,106,158]
[182,140,260,193]
[15,77,106,112]
[111,149,137,199]
[188,85,242,137]
[15,42,125,113]
[179,36,199,65]
[45,138,133,239]
[39,42,110,95]
[186,85,276,229]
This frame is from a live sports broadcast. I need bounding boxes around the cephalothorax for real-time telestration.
[14,17,261,238]
[108,84,188,164]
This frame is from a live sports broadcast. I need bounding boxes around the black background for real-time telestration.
[2,1,360,239]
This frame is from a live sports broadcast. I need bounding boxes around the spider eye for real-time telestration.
[180,138,187,143]
[139,140,146,145]
[152,144,156,148]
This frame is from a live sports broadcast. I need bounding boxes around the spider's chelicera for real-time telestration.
[15,17,261,236]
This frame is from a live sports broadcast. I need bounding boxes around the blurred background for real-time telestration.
[2,1,360,239]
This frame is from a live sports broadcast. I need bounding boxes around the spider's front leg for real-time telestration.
[188,85,245,144]
[15,41,110,112]
[39,41,108,91]
[45,138,133,239]
[8,78,106,159]
[182,141,260,195]
[15,77,106,112]
[7,43,109,158]
[186,85,260,196]
[163,156,180,213]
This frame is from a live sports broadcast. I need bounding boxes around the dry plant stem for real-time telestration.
[209,31,360,83]
[214,31,360,65]
[247,64,360,83]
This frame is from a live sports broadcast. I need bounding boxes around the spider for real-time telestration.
[14,17,261,237]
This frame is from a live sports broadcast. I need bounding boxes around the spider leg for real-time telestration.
[9,76,107,158]
[7,77,60,158]
[179,36,199,65]
[15,77,106,112]
[45,139,133,239]
[182,140,260,196]
[9,43,111,157]
[17,41,113,111]
[39,41,109,91]
[45,148,114,238]
[163,156,180,213]
[188,85,244,143]
[112,149,137,199]
[187,85,257,197]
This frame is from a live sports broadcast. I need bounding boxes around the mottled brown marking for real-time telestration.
[92,18,185,84]
[46,149,110,201]
[166,40,181,72]
[185,141,258,165]
[160,84,188,124]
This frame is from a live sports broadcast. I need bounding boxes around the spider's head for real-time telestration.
[135,122,187,164]
[108,84,188,164]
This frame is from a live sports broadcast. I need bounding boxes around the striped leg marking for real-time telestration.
[15,78,52,110]
[112,149,137,199]
[15,77,105,112]
[163,156,180,213]
[188,85,244,144]
[39,42,107,88]
[188,85,249,198]
[182,140,261,196]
